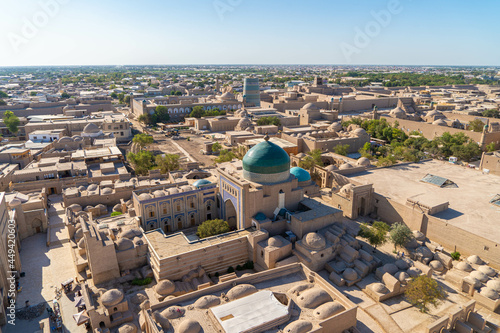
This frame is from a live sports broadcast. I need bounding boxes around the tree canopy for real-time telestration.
[132,133,154,148]
[3,111,20,134]
[358,221,390,250]
[405,275,447,313]
[256,116,280,127]
[127,150,154,176]
[468,119,485,132]
[334,144,350,156]
[189,106,225,118]
[299,149,323,170]
[0,91,7,98]
[196,219,230,239]
[155,154,180,173]
[389,222,414,251]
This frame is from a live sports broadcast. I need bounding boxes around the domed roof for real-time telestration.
[101,187,112,195]
[237,117,252,128]
[138,193,152,200]
[303,232,326,250]
[480,287,499,300]
[83,123,100,134]
[390,106,405,115]
[339,163,354,170]
[352,128,368,136]
[302,103,319,110]
[456,261,473,272]
[58,136,73,143]
[153,190,166,198]
[467,255,483,265]
[478,265,496,277]
[357,157,371,166]
[426,110,440,117]
[220,92,235,100]
[325,164,338,172]
[432,119,447,126]
[290,167,311,182]
[192,179,211,188]
[101,289,124,307]
[242,137,290,183]
[328,122,342,132]
[268,236,283,247]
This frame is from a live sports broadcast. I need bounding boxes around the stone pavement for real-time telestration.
[6,195,86,332]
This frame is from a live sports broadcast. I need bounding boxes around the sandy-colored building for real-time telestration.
[479,150,500,176]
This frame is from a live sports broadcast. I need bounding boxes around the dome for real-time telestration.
[426,110,439,117]
[87,184,98,192]
[486,279,500,292]
[357,157,371,166]
[295,152,306,158]
[156,280,175,296]
[168,187,179,195]
[352,128,368,136]
[382,263,399,275]
[83,123,100,134]
[429,260,444,271]
[254,212,267,221]
[117,323,138,333]
[9,198,22,207]
[178,319,201,333]
[153,190,166,198]
[343,268,358,281]
[470,270,488,283]
[303,232,326,250]
[302,103,319,110]
[390,106,406,117]
[138,193,152,200]
[58,136,73,143]
[116,238,134,251]
[456,261,473,272]
[268,236,283,247]
[394,259,409,270]
[340,183,354,195]
[478,265,496,277]
[192,179,211,188]
[371,283,388,294]
[339,163,354,170]
[325,165,338,172]
[290,167,311,182]
[101,187,112,195]
[237,117,253,129]
[242,137,290,183]
[396,271,410,282]
[328,122,342,132]
[432,119,447,126]
[467,255,483,265]
[101,289,124,307]
[413,230,425,241]
[480,287,499,300]
[220,92,235,100]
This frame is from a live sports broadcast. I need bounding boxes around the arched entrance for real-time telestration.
[224,199,237,229]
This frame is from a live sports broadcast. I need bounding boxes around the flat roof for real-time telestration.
[348,160,500,243]
[145,229,252,259]
[210,290,288,333]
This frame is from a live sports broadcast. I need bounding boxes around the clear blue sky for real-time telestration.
[0,0,498,66]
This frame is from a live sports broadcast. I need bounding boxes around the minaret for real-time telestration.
[372,105,379,120]
[479,119,489,150]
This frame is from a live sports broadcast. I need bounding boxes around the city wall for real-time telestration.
[373,193,500,269]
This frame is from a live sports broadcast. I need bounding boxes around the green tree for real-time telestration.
[61,92,70,99]
[30,91,37,96]
[118,93,125,104]
[482,109,500,118]
[256,116,281,126]
[389,222,414,251]
[0,91,7,98]
[215,149,236,163]
[196,219,230,239]
[133,133,154,148]
[110,92,118,99]
[0,99,6,106]
[153,105,170,123]
[124,95,131,105]
[3,111,20,134]
[451,142,481,162]
[189,106,205,118]
[405,275,447,313]
[211,142,223,152]
[358,221,390,250]
[377,155,397,167]
[299,149,323,171]
[486,142,497,152]
[155,154,180,173]
[468,119,485,132]
[127,150,154,175]
[334,144,350,156]
[138,114,150,124]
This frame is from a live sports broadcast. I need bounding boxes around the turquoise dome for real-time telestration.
[242,137,290,183]
[192,179,211,187]
[290,167,311,182]
[242,140,290,174]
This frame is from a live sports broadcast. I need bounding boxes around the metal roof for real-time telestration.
[420,174,457,188]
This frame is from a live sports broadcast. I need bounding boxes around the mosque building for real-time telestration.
[217,135,340,237]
